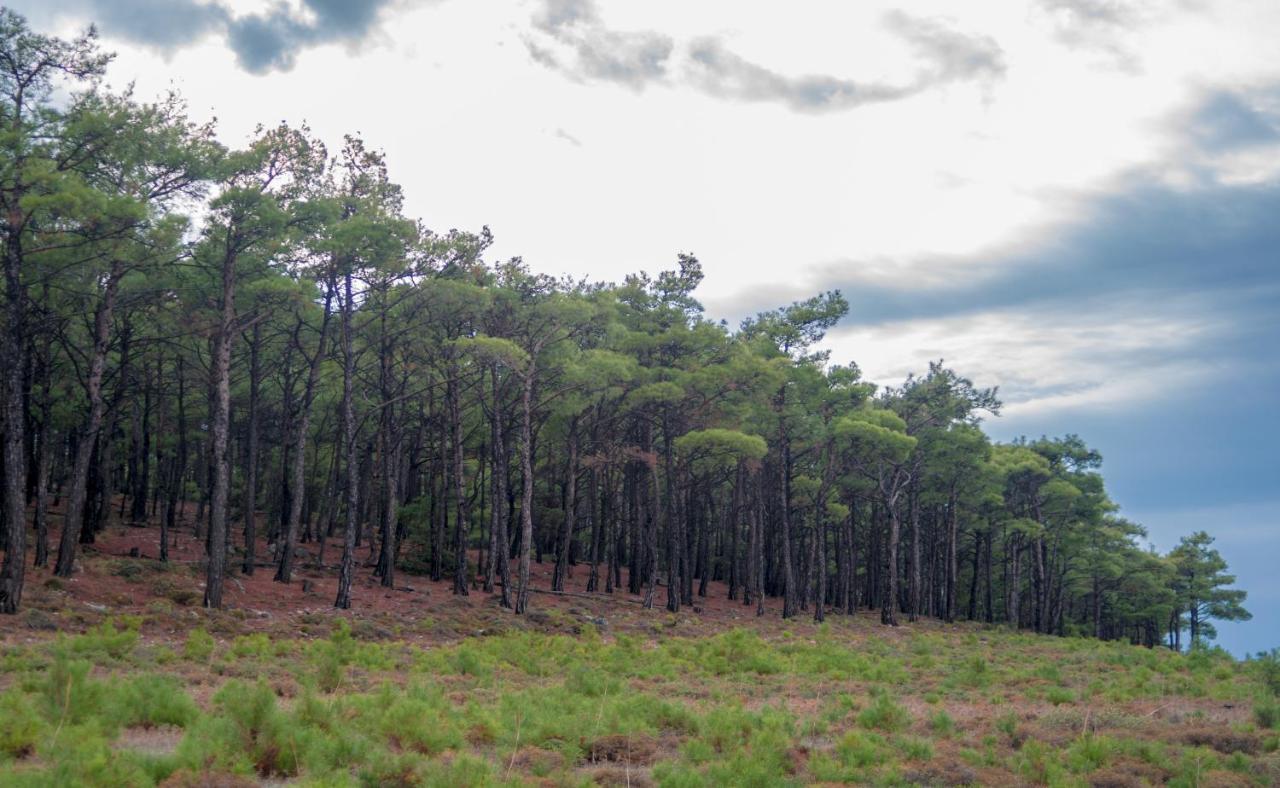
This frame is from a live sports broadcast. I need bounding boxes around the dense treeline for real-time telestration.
[0,13,1250,648]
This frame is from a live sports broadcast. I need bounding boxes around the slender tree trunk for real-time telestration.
[909,486,921,622]
[490,368,511,606]
[380,420,401,589]
[31,334,53,568]
[204,244,237,609]
[514,363,537,614]
[552,422,578,592]
[882,495,901,627]
[241,324,261,574]
[278,292,333,583]
[946,486,959,623]
[53,263,124,577]
[968,529,982,621]
[0,223,26,613]
[642,422,660,610]
[586,464,602,592]
[162,354,187,564]
[335,270,360,610]
[779,444,799,618]
[450,372,470,596]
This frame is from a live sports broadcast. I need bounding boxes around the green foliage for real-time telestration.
[929,710,956,737]
[1253,648,1280,697]
[0,623,1270,785]
[310,619,356,692]
[1255,697,1280,730]
[857,692,909,732]
[106,675,199,730]
[66,617,141,661]
[0,688,44,759]
[182,628,215,662]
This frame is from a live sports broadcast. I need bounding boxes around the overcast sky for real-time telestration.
[15,0,1280,655]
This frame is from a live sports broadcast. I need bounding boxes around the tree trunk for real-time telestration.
[0,219,26,613]
[881,499,901,627]
[450,372,470,596]
[334,270,359,610]
[241,324,261,574]
[204,244,237,609]
[279,293,334,583]
[513,362,537,614]
[552,422,578,592]
[946,486,959,623]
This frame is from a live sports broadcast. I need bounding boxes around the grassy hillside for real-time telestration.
[1,558,1277,787]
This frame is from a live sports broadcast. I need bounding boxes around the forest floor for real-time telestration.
[0,510,1278,786]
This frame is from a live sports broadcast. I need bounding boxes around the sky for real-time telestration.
[13,0,1279,656]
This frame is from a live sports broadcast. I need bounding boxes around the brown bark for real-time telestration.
[54,261,124,577]
[204,240,237,609]
[335,270,359,610]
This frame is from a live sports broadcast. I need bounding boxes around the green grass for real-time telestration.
[0,616,1274,786]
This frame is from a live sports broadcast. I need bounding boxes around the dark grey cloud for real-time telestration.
[14,0,403,74]
[1188,90,1280,153]
[806,179,1280,328]
[526,0,674,90]
[524,3,1004,111]
[685,38,912,111]
[687,13,1003,112]
[226,0,399,74]
[11,0,228,49]
[709,87,1280,327]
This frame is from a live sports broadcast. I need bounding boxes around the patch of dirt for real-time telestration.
[509,745,565,774]
[114,725,186,757]
[1180,726,1260,754]
[904,760,980,787]
[586,765,654,787]
[581,733,658,766]
[158,770,258,788]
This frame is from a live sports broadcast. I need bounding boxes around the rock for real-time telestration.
[86,602,108,613]
[24,609,57,631]
[128,547,140,558]
[301,580,315,594]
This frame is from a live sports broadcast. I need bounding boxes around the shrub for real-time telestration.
[857,692,909,732]
[930,710,956,737]
[378,691,463,755]
[899,735,934,760]
[1255,697,1280,730]
[1254,648,1280,697]
[311,620,356,692]
[1046,686,1075,706]
[41,655,106,726]
[1066,734,1115,773]
[836,730,888,770]
[107,675,199,729]
[0,689,44,759]
[995,712,1024,748]
[183,628,215,661]
[177,679,293,777]
[68,617,140,660]
[229,633,273,660]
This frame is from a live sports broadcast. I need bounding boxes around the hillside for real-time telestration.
[1,520,1277,787]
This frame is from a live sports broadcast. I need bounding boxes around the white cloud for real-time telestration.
[820,303,1217,417]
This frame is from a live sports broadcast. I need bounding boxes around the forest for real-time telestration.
[0,12,1251,651]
